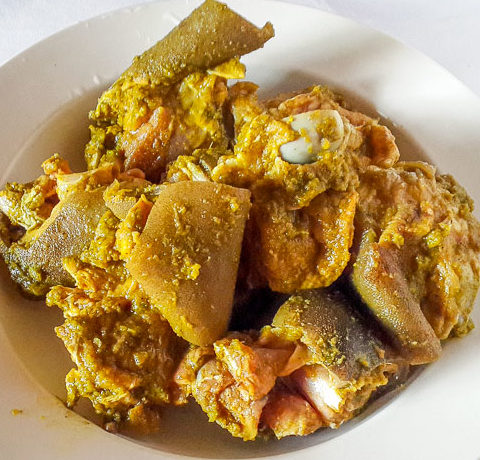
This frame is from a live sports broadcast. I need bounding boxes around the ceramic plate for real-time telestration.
[1,1,479,459]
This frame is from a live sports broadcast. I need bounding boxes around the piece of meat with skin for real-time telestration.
[174,333,304,440]
[120,69,232,182]
[121,106,175,180]
[175,340,268,441]
[175,289,402,439]
[352,230,442,365]
[352,163,480,340]
[44,193,189,432]
[191,358,267,441]
[106,70,231,182]
[261,383,324,438]
[126,181,251,346]
[270,290,403,428]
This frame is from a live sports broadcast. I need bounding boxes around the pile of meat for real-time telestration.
[0,0,479,440]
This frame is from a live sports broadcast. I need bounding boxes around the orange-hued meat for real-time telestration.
[352,163,480,352]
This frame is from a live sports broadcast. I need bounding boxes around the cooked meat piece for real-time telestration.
[0,154,70,232]
[249,188,357,293]
[174,289,403,440]
[127,181,251,346]
[0,188,107,297]
[352,230,442,365]
[261,383,323,438]
[85,0,274,173]
[122,0,273,89]
[267,86,399,169]
[271,290,402,428]
[212,94,361,208]
[351,163,480,342]
[50,286,185,432]
[174,332,304,440]
[120,107,174,176]
[120,72,231,181]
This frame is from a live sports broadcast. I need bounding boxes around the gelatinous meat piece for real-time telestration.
[127,181,251,345]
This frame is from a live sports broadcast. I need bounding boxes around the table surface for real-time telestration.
[1,0,479,97]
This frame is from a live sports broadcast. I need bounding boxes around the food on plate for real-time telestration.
[127,180,251,346]
[175,289,404,440]
[85,0,273,179]
[352,164,480,342]
[0,0,479,441]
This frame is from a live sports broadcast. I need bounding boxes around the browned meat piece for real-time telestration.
[352,163,480,344]
[121,0,274,89]
[174,333,299,440]
[272,290,402,428]
[120,73,231,181]
[0,188,107,297]
[352,230,442,365]
[120,107,174,177]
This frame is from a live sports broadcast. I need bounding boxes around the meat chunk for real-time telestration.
[249,189,357,292]
[0,154,70,231]
[352,230,441,364]
[174,289,403,440]
[352,163,480,342]
[271,290,402,428]
[1,188,107,297]
[120,107,175,177]
[261,384,323,438]
[174,333,297,440]
[51,286,185,432]
[127,181,251,346]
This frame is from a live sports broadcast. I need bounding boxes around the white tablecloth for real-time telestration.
[1,0,479,96]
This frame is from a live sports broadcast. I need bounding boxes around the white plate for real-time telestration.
[1,1,480,459]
